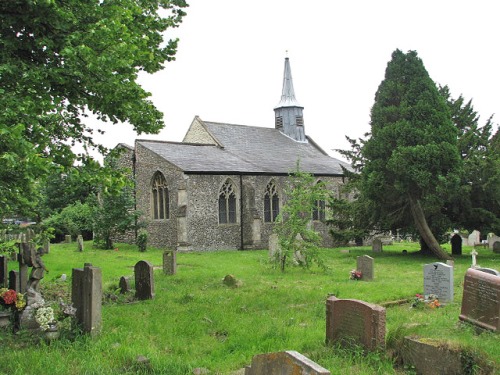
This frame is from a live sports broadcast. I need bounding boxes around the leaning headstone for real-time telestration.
[8,270,19,291]
[423,262,453,302]
[0,256,7,287]
[476,268,500,276]
[77,235,84,252]
[72,263,102,336]
[450,233,462,256]
[163,250,177,275]
[65,235,72,243]
[326,296,386,351]
[493,241,500,254]
[268,233,280,259]
[372,238,382,253]
[356,255,374,281]
[135,260,155,300]
[459,268,500,332]
[119,276,130,294]
[245,350,331,375]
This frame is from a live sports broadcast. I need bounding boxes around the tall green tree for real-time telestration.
[359,50,461,260]
[0,0,187,216]
[439,86,500,234]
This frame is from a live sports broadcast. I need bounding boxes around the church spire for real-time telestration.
[274,56,306,142]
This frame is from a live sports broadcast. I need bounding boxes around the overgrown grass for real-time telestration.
[1,241,499,374]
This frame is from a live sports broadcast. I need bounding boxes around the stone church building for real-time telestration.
[116,58,349,251]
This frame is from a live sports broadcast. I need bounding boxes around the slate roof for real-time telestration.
[138,121,350,176]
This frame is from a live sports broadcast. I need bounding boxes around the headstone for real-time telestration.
[77,235,84,252]
[119,276,130,294]
[245,351,331,375]
[423,262,453,302]
[468,230,480,246]
[17,249,28,293]
[450,233,462,256]
[43,239,50,254]
[163,250,177,275]
[487,233,500,250]
[72,263,102,335]
[268,233,280,258]
[459,268,500,332]
[446,259,454,269]
[65,235,71,243]
[372,238,382,253]
[8,270,19,291]
[493,241,500,254]
[135,260,154,300]
[0,256,7,287]
[356,255,374,281]
[476,268,500,276]
[326,296,386,351]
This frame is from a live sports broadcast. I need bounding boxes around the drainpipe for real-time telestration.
[240,174,244,250]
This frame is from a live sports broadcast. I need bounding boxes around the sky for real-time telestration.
[91,0,499,162]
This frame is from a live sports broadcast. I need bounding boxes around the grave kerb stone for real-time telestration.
[423,262,453,302]
[245,351,331,375]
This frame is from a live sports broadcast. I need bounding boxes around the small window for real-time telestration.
[312,199,326,221]
[219,180,237,224]
[296,116,304,126]
[152,172,169,219]
[264,181,280,222]
[275,116,283,129]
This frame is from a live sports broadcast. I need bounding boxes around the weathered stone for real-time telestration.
[493,241,500,254]
[0,255,7,287]
[356,255,374,281]
[72,264,102,336]
[268,233,280,259]
[222,274,241,288]
[135,260,155,300]
[119,276,130,294]
[65,235,72,243]
[245,351,330,375]
[163,250,177,275]
[372,238,382,253]
[459,268,500,332]
[423,262,453,302]
[468,230,481,246]
[450,233,462,256]
[77,235,84,252]
[8,270,19,292]
[326,296,386,351]
[487,233,500,251]
[476,267,500,276]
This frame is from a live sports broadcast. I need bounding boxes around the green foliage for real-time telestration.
[42,202,93,240]
[136,230,148,252]
[273,162,328,271]
[0,0,188,214]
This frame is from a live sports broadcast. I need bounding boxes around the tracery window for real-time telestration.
[264,181,280,222]
[219,180,237,224]
[312,181,326,221]
[152,172,169,220]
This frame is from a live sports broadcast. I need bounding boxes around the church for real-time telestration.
[116,58,349,251]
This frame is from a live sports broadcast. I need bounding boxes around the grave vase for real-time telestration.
[0,310,12,328]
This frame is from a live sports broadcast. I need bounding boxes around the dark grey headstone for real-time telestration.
[493,241,500,254]
[135,260,155,300]
[450,233,462,255]
[71,264,102,336]
[0,256,7,287]
[8,270,19,291]
[119,276,130,294]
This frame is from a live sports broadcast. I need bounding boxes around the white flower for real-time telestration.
[35,306,55,331]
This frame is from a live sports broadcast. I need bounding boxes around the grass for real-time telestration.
[1,241,499,374]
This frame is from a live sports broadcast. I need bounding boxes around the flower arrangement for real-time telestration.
[411,293,441,309]
[34,306,56,331]
[0,288,26,312]
[349,269,362,280]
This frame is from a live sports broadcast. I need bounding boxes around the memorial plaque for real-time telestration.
[423,262,453,302]
[459,268,500,332]
[326,296,385,351]
[357,255,374,281]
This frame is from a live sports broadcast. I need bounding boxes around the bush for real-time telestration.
[136,230,148,252]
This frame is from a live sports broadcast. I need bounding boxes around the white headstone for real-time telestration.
[468,230,480,246]
[357,255,374,281]
[423,262,453,302]
[488,233,500,250]
[268,233,280,258]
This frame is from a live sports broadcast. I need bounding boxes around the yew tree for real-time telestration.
[360,50,461,260]
[0,0,187,216]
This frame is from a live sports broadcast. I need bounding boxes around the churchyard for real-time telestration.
[1,240,499,374]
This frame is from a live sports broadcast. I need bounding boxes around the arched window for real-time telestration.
[219,180,237,224]
[313,181,326,221]
[152,172,169,220]
[264,181,280,222]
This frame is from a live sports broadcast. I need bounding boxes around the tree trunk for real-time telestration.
[408,195,452,260]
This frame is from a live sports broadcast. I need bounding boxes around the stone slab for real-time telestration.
[245,351,330,375]
[423,262,453,302]
[459,268,500,332]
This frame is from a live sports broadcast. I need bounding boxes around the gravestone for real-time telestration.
[163,250,177,275]
[423,262,453,302]
[77,235,84,252]
[493,241,500,254]
[43,239,50,254]
[459,268,500,332]
[446,259,454,269]
[8,270,19,291]
[450,234,462,256]
[326,296,386,351]
[17,243,29,293]
[476,268,500,276]
[135,260,155,300]
[372,238,382,253]
[65,235,71,243]
[356,255,374,281]
[72,263,102,336]
[245,351,331,375]
[268,233,280,258]
[119,276,130,294]
[468,230,480,246]
[487,233,500,250]
[0,256,7,287]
